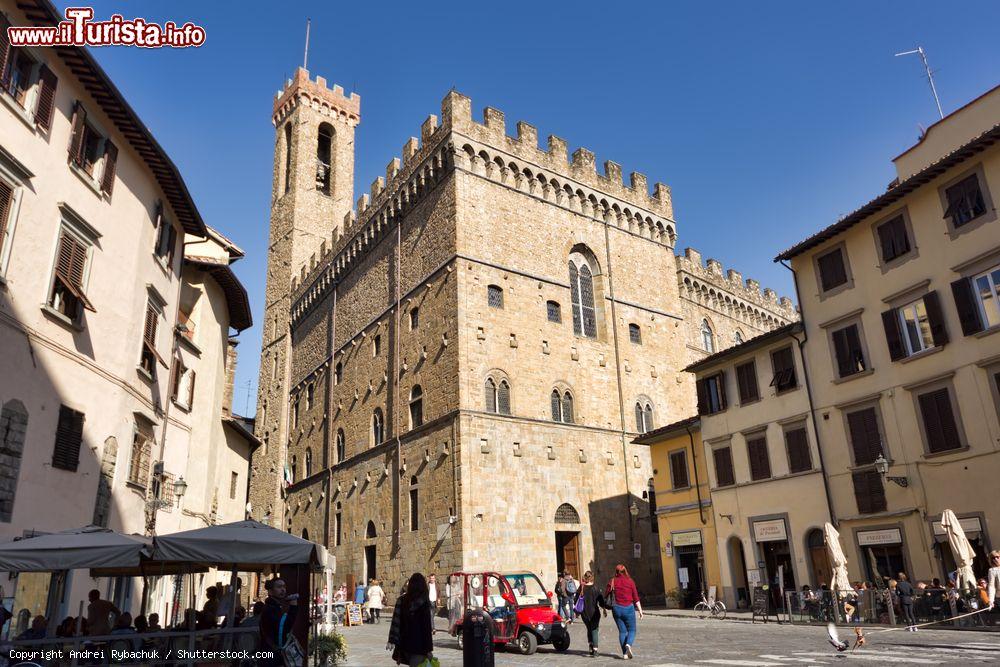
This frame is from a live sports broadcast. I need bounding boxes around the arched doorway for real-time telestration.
[554,503,581,579]
[728,536,750,609]
[806,528,831,588]
[364,521,377,583]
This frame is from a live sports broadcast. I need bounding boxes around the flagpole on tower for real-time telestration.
[303,18,311,70]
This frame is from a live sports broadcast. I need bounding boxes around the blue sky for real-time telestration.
[62,1,1000,417]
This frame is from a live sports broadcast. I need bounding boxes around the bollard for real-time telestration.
[461,608,495,667]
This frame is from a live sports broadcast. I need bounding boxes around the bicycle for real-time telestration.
[694,593,727,620]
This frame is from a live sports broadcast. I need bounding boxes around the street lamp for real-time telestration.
[174,476,188,501]
[873,454,909,488]
[629,502,639,518]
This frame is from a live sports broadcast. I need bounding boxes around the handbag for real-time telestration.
[281,634,303,667]
[574,594,585,614]
[416,657,440,667]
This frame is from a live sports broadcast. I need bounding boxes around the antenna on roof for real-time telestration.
[895,46,944,120]
[303,18,311,70]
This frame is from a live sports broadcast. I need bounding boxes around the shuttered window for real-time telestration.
[140,302,163,376]
[696,373,726,415]
[713,446,735,487]
[49,229,95,318]
[832,324,866,377]
[958,265,1000,333]
[784,427,812,473]
[886,291,948,359]
[747,437,771,481]
[669,450,689,489]
[852,470,887,514]
[917,387,962,454]
[0,177,14,264]
[128,425,153,487]
[153,204,177,267]
[817,247,848,292]
[846,407,883,465]
[876,215,911,263]
[735,361,759,404]
[52,405,84,471]
[944,174,987,228]
[769,347,797,391]
[34,65,57,131]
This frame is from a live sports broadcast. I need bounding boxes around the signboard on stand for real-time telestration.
[346,603,363,626]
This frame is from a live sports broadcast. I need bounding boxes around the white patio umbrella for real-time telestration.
[0,526,151,571]
[824,522,851,592]
[941,510,976,590]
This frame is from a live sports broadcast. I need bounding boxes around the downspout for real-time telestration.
[394,214,402,554]
[778,259,837,527]
[685,423,706,525]
[602,218,633,541]
[323,285,337,548]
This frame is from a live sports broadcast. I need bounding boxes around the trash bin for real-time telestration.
[461,608,495,667]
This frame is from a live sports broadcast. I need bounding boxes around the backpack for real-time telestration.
[566,578,578,595]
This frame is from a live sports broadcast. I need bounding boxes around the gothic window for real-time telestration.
[484,378,497,413]
[335,429,345,464]
[734,330,745,345]
[561,392,574,424]
[701,319,715,353]
[487,284,504,309]
[316,123,333,193]
[372,408,384,446]
[569,253,597,337]
[409,476,419,531]
[498,381,511,415]
[334,502,342,546]
[304,448,313,477]
[409,307,419,330]
[550,390,561,422]
[409,385,424,429]
[551,389,574,423]
[635,401,654,434]
[334,362,342,385]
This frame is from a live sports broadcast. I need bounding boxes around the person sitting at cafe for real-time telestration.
[146,613,162,632]
[17,615,47,641]
[111,612,142,650]
[240,601,265,627]
[86,589,120,636]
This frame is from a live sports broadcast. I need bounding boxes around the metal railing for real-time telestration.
[785,589,998,628]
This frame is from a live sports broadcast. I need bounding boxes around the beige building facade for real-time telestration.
[688,323,832,609]
[775,84,1000,586]
[249,65,795,601]
[0,0,255,624]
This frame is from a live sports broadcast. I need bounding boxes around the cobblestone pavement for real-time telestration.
[338,614,1000,666]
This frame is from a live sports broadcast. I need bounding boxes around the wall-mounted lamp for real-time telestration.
[874,454,909,487]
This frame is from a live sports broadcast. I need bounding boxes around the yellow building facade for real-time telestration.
[636,417,721,608]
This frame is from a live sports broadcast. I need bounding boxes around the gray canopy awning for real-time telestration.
[0,526,151,572]
[151,520,326,570]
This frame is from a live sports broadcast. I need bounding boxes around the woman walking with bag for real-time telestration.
[387,573,435,667]
[578,571,607,657]
[605,564,643,660]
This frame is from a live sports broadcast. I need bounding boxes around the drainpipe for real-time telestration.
[778,260,837,527]
[685,423,706,525]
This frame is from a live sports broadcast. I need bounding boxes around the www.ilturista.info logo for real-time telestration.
[7,7,206,48]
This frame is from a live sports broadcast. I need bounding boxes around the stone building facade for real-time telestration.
[249,66,795,600]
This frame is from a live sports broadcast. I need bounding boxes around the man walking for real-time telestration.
[554,573,567,620]
[564,573,579,622]
[427,574,438,632]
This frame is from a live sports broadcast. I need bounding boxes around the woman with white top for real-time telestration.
[987,550,1000,610]
[367,579,386,623]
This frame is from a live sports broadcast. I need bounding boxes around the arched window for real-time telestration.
[561,392,574,424]
[302,528,309,540]
[735,330,745,345]
[306,383,314,410]
[316,123,332,193]
[701,319,715,352]
[546,300,561,323]
[550,390,561,421]
[365,520,377,539]
[629,323,642,345]
[334,502,342,546]
[372,408,384,446]
[334,362,342,385]
[497,380,511,415]
[283,123,292,194]
[409,385,424,429]
[635,401,654,434]
[304,448,312,477]
[409,475,419,531]
[335,429,345,463]
[484,378,497,413]
[568,253,597,338]
[487,284,504,309]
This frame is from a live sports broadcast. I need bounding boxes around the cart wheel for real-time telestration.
[457,631,464,650]
[553,634,570,652]
[516,630,538,655]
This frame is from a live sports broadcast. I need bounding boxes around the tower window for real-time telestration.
[372,408,385,446]
[373,334,381,357]
[569,253,597,338]
[701,319,715,353]
[409,476,419,531]
[283,123,292,194]
[410,307,419,330]
[546,301,561,323]
[409,385,424,429]
[628,323,642,344]
[487,285,504,309]
[336,429,345,463]
[316,123,333,193]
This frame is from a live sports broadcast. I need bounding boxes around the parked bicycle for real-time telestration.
[694,592,727,620]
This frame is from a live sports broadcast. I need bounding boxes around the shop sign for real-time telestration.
[604,531,616,541]
[931,517,982,536]
[672,530,702,547]
[857,528,902,546]
[664,543,673,557]
[753,519,787,542]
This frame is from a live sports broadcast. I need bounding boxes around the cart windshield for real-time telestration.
[502,572,549,607]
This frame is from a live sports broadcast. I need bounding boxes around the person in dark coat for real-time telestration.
[579,570,607,657]
[260,578,299,667]
[896,572,917,630]
[387,573,434,667]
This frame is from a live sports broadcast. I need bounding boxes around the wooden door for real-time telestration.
[561,533,580,579]
[809,546,832,588]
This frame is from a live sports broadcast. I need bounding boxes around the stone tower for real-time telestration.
[250,68,360,526]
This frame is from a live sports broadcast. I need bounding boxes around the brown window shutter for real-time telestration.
[847,407,882,465]
[165,223,177,268]
[0,179,13,252]
[881,308,906,361]
[713,447,735,487]
[34,65,58,132]
[818,249,847,291]
[918,388,961,453]
[717,371,727,410]
[852,470,886,514]
[736,362,759,403]
[696,378,708,415]
[52,405,84,471]
[169,358,181,400]
[55,233,96,312]
[188,370,196,406]
[143,305,157,345]
[832,327,850,377]
[748,438,770,480]
[785,428,812,473]
[950,277,984,336]
[0,15,11,88]
[670,451,689,489]
[68,102,87,166]
[922,291,948,347]
[100,140,118,195]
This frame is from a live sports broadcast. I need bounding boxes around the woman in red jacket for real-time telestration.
[605,564,643,659]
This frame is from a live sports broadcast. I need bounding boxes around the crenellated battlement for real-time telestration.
[272,67,361,127]
[677,247,798,323]
[437,91,673,218]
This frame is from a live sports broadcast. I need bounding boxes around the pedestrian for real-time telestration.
[387,572,434,667]
[579,571,607,657]
[564,573,579,621]
[605,564,643,660]
[260,578,299,667]
[368,579,386,623]
[86,588,120,636]
[354,580,366,605]
[554,572,567,619]
[987,550,1000,610]
[427,573,439,630]
[896,572,917,631]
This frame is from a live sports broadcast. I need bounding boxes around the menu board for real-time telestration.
[346,603,364,626]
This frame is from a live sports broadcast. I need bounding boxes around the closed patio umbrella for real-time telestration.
[941,510,976,590]
[824,522,851,592]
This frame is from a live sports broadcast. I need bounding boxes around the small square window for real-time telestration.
[628,323,642,344]
[769,347,797,392]
[546,300,561,323]
[817,247,848,292]
[831,323,867,378]
[944,174,987,228]
[487,284,504,309]
[876,215,911,263]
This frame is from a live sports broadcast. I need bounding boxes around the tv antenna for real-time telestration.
[895,46,944,120]
[303,18,311,70]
